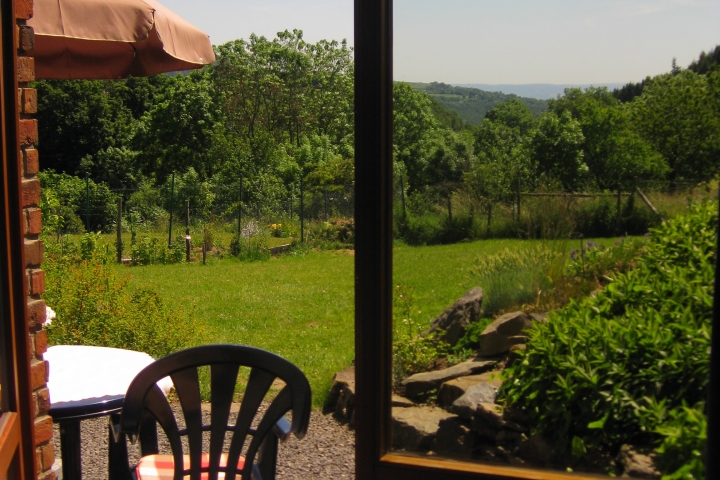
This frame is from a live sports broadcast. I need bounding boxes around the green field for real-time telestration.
[120,239,535,406]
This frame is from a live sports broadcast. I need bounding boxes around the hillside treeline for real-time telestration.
[34,35,720,233]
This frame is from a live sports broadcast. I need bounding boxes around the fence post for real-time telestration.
[486,203,492,237]
[202,227,207,265]
[85,172,90,232]
[517,176,521,219]
[616,185,622,232]
[116,196,122,264]
[324,188,328,221]
[237,176,243,236]
[447,193,452,223]
[400,175,406,219]
[300,176,305,243]
[168,172,175,246]
[185,199,190,262]
[290,184,293,220]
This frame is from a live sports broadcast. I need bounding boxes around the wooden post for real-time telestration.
[168,172,175,246]
[300,176,305,243]
[486,203,492,237]
[85,172,90,232]
[116,197,122,264]
[237,176,243,236]
[400,175,406,219]
[637,187,664,220]
[202,228,207,265]
[185,200,190,262]
[516,176,521,219]
[447,193,452,223]
[616,185,622,232]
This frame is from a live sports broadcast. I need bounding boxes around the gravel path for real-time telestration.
[52,406,355,479]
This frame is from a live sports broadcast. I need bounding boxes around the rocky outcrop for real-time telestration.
[392,406,454,451]
[450,383,498,419]
[432,417,479,456]
[617,445,661,478]
[424,287,483,346]
[437,371,503,407]
[401,358,496,400]
[479,311,534,356]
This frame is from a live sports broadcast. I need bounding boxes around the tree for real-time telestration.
[531,111,586,191]
[629,70,720,183]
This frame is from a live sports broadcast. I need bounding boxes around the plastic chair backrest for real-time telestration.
[119,344,311,480]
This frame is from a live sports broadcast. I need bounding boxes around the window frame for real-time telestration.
[352,1,720,478]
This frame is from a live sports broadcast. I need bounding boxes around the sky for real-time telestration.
[160,0,720,85]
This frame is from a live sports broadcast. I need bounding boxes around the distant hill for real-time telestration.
[458,83,623,100]
[455,83,624,100]
[409,82,547,125]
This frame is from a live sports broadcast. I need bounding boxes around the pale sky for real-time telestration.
[160,0,720,85]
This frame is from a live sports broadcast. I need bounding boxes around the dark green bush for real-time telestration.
[43,251,205,358]
[500,202,714,476]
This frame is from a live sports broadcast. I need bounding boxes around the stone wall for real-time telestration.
[15,0,54,477]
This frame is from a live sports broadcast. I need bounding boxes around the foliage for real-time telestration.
[500,202,715,475]
[38,170,116,232]
[320,218,354,244]
[392,284,449,386]
[42,251,204,359]
[130,235,185,265]
[470,245,563,315]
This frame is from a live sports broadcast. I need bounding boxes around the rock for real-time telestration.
[530,312,548,323]
[479,311,533,356]
[323,366,355,426]
[437,372,503,407]
[471,403,504,441]
[392,406,454,452]
[450,383,498,419]
[617,445,661,478]
[401,358,497,400]
[517,434,557,466]
[425,287,483,346]
[391,395,415,407]
[432,416,479,456]
[496,429,526,449]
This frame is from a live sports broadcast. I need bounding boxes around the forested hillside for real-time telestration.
[409,82,547,124]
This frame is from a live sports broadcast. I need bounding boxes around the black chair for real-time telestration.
[111,344,311,480]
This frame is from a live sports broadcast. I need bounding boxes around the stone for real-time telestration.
[391,395,415,407]
[323,366,355,426]
[479,311,533,356]
[451,383,498,419]
[401,358,496,400]
[517,434,557,466]
[392,406,454,452]
[432,416,479,456]
[617,445,661,479]
[471,403,505,440]
[424,287,483,346]
[504,344,527,368]
[437,372,503,407]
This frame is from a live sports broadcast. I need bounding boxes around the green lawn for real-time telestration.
[121,239,538,406]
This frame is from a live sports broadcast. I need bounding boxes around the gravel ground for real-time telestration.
[52,406,355,479]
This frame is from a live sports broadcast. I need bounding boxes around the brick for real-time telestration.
[27,208,41,235]
[19,26,34,52]
[27,299,46,327]
[18,119,38,144]
[30,359,48,390]
[34,415,53,444]
[34,328,48,356]
[36,386,50,415]
[16,0,33,20]
[24,239,43,266]
[22,88,37,113]
[24,148,39,175]
[29,269,44,295]
[22,178,40,207]
[17,56,34,83]
[39,441,54,470]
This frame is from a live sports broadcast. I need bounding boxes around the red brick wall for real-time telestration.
[16,0,55,478]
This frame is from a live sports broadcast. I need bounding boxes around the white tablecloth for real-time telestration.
[45,345,173,403]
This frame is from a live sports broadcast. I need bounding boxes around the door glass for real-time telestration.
[390,1,718,476]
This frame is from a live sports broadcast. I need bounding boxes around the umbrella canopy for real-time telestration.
[27,0,215,79]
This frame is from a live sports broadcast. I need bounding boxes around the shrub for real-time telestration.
[500,202,715,476]
[43,252,205,358]
[38,171,116,232]
[130,235,185,265]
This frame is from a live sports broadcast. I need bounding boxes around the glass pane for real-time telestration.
[391,1,717,477]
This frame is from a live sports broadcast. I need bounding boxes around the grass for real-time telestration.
[119,238,585,408]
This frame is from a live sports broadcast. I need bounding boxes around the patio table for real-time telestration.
[46,345,172,480]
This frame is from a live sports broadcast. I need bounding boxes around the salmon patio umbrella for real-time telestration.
[27,0,216,79]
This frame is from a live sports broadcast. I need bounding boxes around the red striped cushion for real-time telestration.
[136,453,246,480]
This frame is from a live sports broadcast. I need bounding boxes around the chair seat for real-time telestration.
[136,453,246,480]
